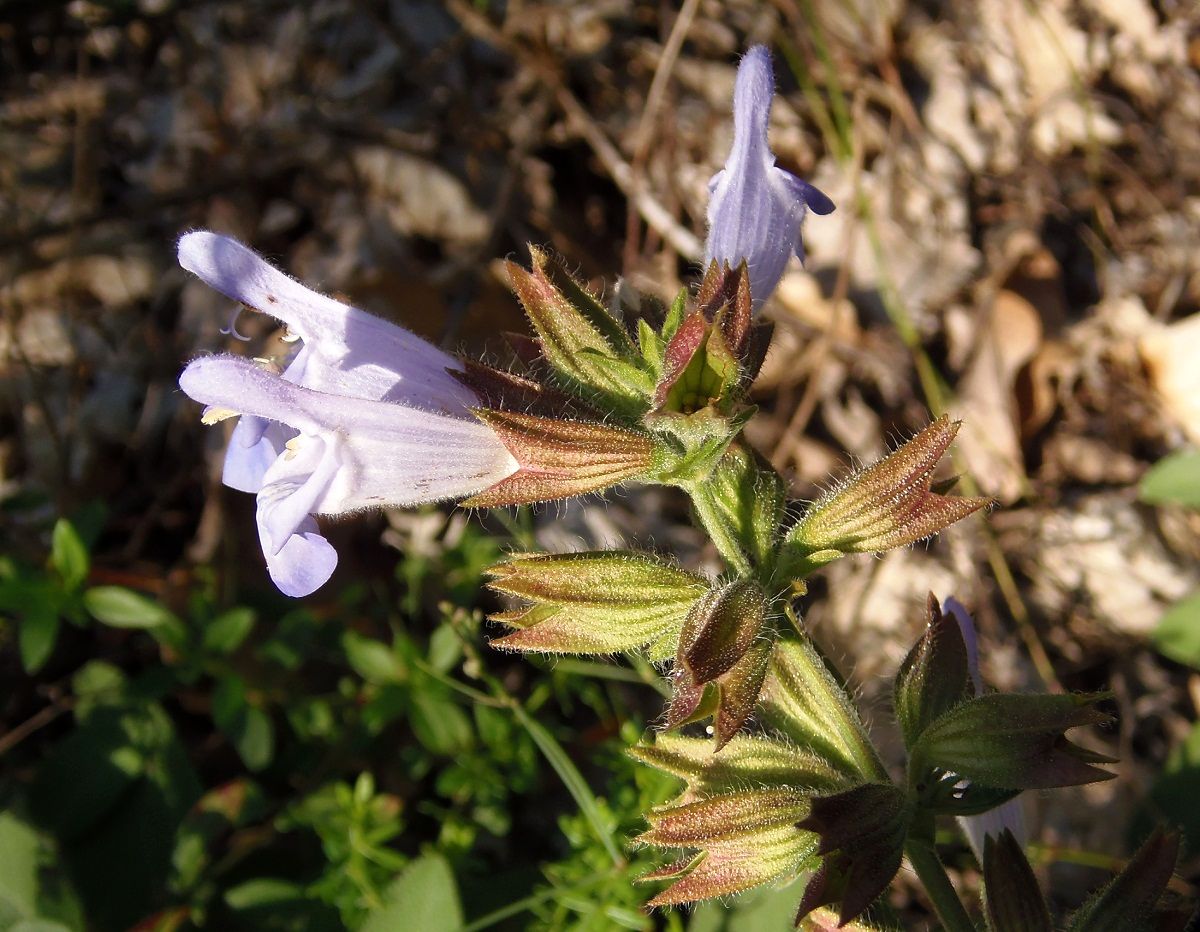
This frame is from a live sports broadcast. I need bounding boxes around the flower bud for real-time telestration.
[506,248,649,416]
[464,410,658,507]
[795,783,912,926]
[677,579,768,685]
[628,732,843,800]
[650,263,770,417]
[665,579,772,749]
[785,417,990,564]
[631,732,845,908]
[893,593,973,748]
[663,642,771,752]
[910,692,1116,791]
[486,551,706,656]
[982,829,1053,932]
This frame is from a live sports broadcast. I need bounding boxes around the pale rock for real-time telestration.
[1140,311,1200,444]
[351,147,489,249]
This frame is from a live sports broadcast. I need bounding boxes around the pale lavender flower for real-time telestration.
[178,232,516,597]
[705,45,835,310]
[944,596,1028,861]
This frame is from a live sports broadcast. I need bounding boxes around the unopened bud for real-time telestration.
[1065,828,1186,932]
[486,551,705,656]
[628,732,843,799]
[677,579,768,685]
[650,263,770,416]
[982,829,1053,932]
[632,731,845,908]
[506,248,648,415]
[893,594,973,748]
[786,417,990,561]
[665,580,773,750]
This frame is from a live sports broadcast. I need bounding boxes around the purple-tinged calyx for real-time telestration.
[785,416,991,564]
[178,232,516,597]
[705,45,835,312]
[944,597,1028,862]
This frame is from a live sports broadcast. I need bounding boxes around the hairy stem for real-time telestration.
[905,828,975,932]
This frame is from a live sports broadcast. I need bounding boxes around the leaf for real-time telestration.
[224,878,306,909]
[203,607,256,654]
[83,587,174,629]
[50,519,89,591]
[19,605,60,674]
[29,703,200,930]
[230,706,275,773]
[409,688,473,756]
[1140,450,1200,509]
[212,677,275,772]
[0,812,40,919]
[362,854,463,932]
[342,631,405,685]
[1147,720,1200,858]
[221,877,341,930]
[1152,592,1200,669]
[29,707,146,839]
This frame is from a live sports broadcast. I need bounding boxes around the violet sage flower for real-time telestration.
[944,596,1028,861]
[177,232,517,597]
[705,45,835,310]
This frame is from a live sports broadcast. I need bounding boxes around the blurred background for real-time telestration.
[1,1,1199,929]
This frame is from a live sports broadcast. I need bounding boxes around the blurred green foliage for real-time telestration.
[1138,450,1200,857]
[0,504,753,931]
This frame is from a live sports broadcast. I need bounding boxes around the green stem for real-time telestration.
[905,833,975,932]
[680,479,752,575]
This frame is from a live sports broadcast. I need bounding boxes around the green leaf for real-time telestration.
[224,878,306,910]
[362,854,463,932]
[83,587,174,629]
[222,877,341,930]
[19,606,60,674]
[28,701,199,930]
[230,706,275,773]
[50,519,89,591]
[1140,449,1200,509]
[212,677,275,772]
[409,688,473,756]
[0,812,40,919]
[1152,591,1200,669]
[203,607,256,654]
[1147,720,1200,857]
[342,631,405,685]
[29,707,146,839]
